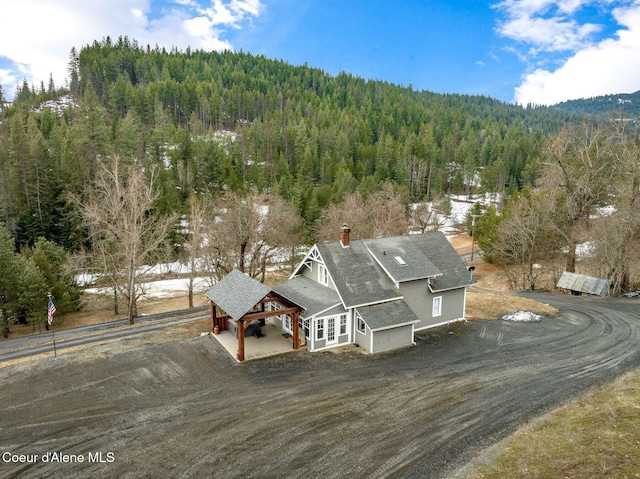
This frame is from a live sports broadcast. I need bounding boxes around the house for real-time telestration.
[207,226,476,360]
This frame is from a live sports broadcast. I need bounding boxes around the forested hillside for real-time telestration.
[1,36,580,250]
[549,90,640,120]
[2,36,639,329]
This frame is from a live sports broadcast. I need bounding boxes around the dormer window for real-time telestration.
[394,256,407,266]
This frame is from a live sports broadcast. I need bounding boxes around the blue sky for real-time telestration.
[1,0,640,105]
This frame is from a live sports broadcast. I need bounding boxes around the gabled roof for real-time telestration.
[408,231,476,292]
[364,236,442,283]
[356,300,420,331]
[272,276,342,318]
[316,241,402,309]
[205,269,271,320]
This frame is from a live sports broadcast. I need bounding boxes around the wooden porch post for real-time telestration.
[237,320,245,361]
[211,301,217,332]
[292,311,299,350]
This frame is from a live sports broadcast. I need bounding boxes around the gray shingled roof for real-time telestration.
[409,231,476,291]
[364,236,442,283]
[205,269,271,320]
[356,300,420,331]
[316,241,402,308]
[272,276,342,317]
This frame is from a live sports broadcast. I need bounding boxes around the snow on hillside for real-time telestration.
[34,95,76,115]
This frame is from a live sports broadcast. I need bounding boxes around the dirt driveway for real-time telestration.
[1,292,639,479]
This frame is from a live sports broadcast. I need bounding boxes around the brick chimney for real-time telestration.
[340,224,350,247]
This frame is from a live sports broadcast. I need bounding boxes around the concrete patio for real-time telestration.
[210,320,307,362]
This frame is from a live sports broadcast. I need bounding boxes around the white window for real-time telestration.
[357,313,366,333]
[432,296,442,317]
[317,318,325,340]
[339,314,347,335]
[318,264,328,286]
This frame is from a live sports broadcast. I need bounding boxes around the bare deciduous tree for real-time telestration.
[183,193,212,308]
[201,191,302,284]
[82,156,175,324]
[492,190,561,290]
[410,196,449,233]
[541,122,615,273]
[316,183,409,241]
[591,122,640,294]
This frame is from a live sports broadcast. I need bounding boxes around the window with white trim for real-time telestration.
[318,264,328,286]
[339,314,347,335]
[317,318,325,340]
[432,296,442,317]
[357,313,366,333]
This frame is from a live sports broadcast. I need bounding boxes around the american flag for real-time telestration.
[47,298,57,326]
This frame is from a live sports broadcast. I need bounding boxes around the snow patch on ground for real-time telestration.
[84,276,211,299]
[501,310,544,322]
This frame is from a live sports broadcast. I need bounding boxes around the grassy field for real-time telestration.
[470,368,640,478]
[465,291,559,320]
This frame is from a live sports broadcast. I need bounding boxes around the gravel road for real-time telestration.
[1,292,639,479]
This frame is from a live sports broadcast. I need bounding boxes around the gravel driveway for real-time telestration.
[1,292,639,479]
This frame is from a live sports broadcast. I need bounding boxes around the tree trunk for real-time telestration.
[239,241,247,273]
[113,286,118,315]
[565,227,577,273]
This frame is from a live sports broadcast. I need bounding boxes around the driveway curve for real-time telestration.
[0,292,639,479]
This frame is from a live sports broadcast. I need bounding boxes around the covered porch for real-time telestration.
[205,269,305,362]
[211,319,306,362]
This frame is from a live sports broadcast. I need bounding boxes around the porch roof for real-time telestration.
[205,269,271,320]
[356,300,420,332]
[272,275,342,318]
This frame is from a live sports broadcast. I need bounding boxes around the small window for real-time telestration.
[394,256,407,266]
[339,314,347,335]
[432,296,442,317]
[318,264,328,286]
[317,318,325,340]
[357,313,366,333]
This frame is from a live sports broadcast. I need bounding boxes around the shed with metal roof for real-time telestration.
[557,271,609,296]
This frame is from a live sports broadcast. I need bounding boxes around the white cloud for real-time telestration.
[0,0,264,99]
[494,0,603,52]
[515,2,640,104]
[494,1,640,104]
[0,69,17,95]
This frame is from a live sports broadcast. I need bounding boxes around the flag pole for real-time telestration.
[48,293,57,360]
[51,322,57,360]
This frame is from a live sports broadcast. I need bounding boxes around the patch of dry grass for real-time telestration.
[466,291,559,320]
[471,369,640,479]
